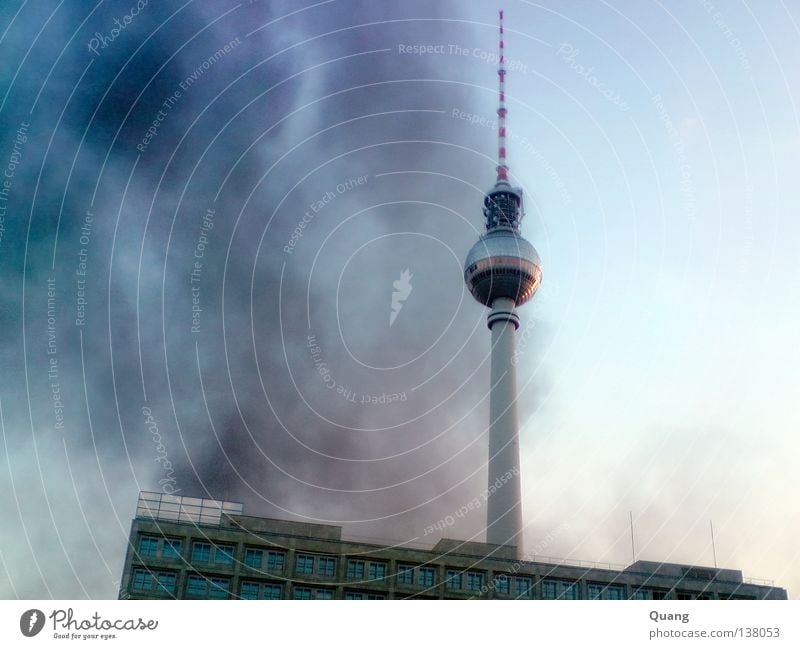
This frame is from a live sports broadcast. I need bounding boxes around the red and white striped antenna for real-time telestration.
[496,9,509,184]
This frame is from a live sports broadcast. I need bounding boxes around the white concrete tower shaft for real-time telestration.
[486,296,522,548]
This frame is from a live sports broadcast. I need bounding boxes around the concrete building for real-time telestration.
[119,492,787,600]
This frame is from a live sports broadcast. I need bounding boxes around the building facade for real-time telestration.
[118,492,787,601]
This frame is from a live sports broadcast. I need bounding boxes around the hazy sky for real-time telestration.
[0,0,797,599]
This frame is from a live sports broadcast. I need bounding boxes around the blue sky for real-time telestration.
[480,0,800,594]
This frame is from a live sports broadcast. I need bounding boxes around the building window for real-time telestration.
[495,574,510,595]
[130,568,177,595]
[296,554,315,575]
[446,570,462,590]
[157,572,176,594]
[318,557,336,577]
[676,591,695,600]
[397,565,415,585]
[345,592,386,600]
[418,567,435,587]
[215,544,235,566]
[266,550,285,571]
[191,542,211,563]
[209,578,230,599]
[368,562,387,581]
[131,569,151,591]
[347,560,365,580]
[607,585,625,600]
[466,572,484,591]
[515,576,533,597]
[138,536,159,557]
[244,548,263,569]
[542,579,578,600]
[633,588,667,600]
[163,538,182,559]
[561,583,578,600]
[240,581,260,599]
[293,587,312,600]
[264,584,282,600]
[186,575,207,598]
[589,583,626,600]
[294,586,332,600]
[185,575,230,599]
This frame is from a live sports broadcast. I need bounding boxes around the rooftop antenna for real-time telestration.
[710,520,718,568]
[630,511,636,563]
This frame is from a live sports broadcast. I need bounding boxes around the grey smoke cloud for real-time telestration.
[0,1,552,597]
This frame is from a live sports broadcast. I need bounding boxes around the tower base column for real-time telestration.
[486,296,523,556]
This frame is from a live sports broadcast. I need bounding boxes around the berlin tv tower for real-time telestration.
[464,10,542,552]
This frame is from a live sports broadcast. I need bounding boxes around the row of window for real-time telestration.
[296,554,337,577]
[137,536,182,560]
[138,538,579,599]
[632,589,716,600]
[293,587,333,600]
[490,574,533,597]
[245,548,285,571]
[130,568,749,600]
[411,569,532,598]
[190,542,236,566]
[186,575,230,599]
[541,579,579,600]
[138,536,238,567]
[134,537,749,601]
[345,592,386,600]
[290,588,384,600]
[138,536,558,597]
[130,568,285,599]
[553,583,711,600]
[588,583,626,600]
[139,536,389,582]
[139,536,287,571]
[240,581,282,600]
[445,570,485,592]
[233,547,390,583]
[132,567,383,600]
[345,559,387,581]
[130,569,177,594]
[396,564,437,587]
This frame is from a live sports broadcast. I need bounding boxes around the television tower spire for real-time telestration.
[497,9,508,184]
[464,9,542,555]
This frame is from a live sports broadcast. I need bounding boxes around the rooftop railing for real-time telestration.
[136,491,243,526]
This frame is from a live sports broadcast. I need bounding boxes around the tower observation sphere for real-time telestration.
[464,183,542,309]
